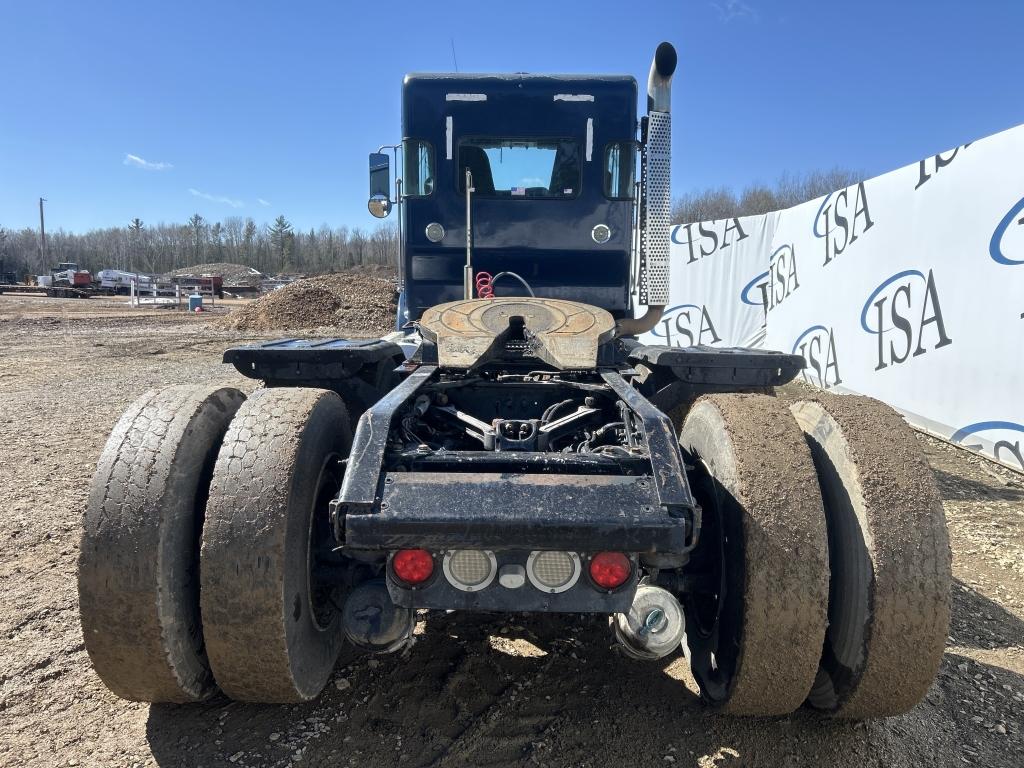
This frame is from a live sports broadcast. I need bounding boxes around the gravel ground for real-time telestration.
[0,294,1021,768]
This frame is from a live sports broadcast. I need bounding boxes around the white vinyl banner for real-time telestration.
[645,122,1024,472]
[653,212,778,349]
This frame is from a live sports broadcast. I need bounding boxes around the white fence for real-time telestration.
[129,279,217,308]
[641,122,1024,472]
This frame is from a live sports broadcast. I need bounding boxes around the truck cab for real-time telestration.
[370,74,639,325]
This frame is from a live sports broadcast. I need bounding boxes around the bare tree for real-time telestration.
[672,168,863,224]
[188,214,207,263]
[222,217,243,264]
[0,216,400,279]
[670,187,739,225]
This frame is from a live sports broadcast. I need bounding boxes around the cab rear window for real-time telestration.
[458,139,579,198]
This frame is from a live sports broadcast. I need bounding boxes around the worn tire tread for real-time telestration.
[201,387,351,703]
[791,394,952,718]
[680,393,830,715]
[79,384,246,702]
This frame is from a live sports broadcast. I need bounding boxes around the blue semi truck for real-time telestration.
[79,44,950,720]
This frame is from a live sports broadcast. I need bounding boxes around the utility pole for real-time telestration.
[39,197,47,265]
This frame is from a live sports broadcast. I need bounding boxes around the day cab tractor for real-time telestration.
[79,44,951,718]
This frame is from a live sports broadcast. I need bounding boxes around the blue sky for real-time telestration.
[2,0,1023,233]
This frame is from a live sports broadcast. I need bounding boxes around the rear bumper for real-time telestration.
[344,471,692,553]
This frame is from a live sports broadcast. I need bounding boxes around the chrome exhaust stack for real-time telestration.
[616,42,677,338]
[647,41,677,113]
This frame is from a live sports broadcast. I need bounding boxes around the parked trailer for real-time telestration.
[0,263,99,298]
[96,269,158,294]
[80,44,950,719]
[0,282,92,299]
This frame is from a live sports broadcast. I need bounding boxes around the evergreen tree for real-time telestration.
[267,215,294,269]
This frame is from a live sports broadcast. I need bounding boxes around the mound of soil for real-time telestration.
[166,262,264,287]
[220,273,396,335]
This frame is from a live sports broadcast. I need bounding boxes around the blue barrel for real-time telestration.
[188,293,203,312]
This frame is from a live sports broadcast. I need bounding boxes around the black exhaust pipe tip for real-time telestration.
[654,42,677,78]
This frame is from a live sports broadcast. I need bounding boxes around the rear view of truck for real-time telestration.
[78,43,950,719]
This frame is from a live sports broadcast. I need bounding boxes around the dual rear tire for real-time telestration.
[80,383,950,716]
[79,385,245,702]
[201,388,352,702]
[678,392,951,718]
[79,385,352,704]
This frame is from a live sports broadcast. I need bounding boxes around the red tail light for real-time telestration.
[392,549,434,585]
[589,552,631,590]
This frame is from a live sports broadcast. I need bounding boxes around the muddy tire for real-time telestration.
[78,384,246,702]
[200,387,352,703]
[678,393,829,715]
[791,395,951,718]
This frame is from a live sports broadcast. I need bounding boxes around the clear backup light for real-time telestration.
[443,550,497,592]
[526,551,582,593]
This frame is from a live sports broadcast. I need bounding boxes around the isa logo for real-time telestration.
[914,143,970,190]
[671,218,749,264]
[814,182,874,267]
[990,195,1024,266]
[861,269,952,371]
[651,303,722,347]
[740,244,800,313]
[950,421,1024,471]
[740,271,769,309]
[791,325,842,389]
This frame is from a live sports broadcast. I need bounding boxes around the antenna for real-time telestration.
[450,38,459,72]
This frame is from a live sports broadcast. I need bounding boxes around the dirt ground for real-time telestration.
[1,294,1021,768]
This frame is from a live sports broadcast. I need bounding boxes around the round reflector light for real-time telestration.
[392,549,434,586]
[589,552,632,590]
[443,550,497,592]
[425,222,446,242]
[527,550,581,593]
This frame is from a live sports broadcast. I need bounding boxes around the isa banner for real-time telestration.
[646,122,1024,473]
[652,212,779,350]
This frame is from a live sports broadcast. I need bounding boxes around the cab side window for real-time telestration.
[404,140,435,196]
[604,142,636,199]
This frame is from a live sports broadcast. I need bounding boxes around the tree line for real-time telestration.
[0,168,861,280]
[671,167,862,224]
[0,214,399,280]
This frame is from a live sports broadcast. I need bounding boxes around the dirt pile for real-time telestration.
[220,273,396,335]
[166,262,264,287]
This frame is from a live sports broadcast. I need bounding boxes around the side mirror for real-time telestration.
[368,152,392,218]
[368,196,392,218]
